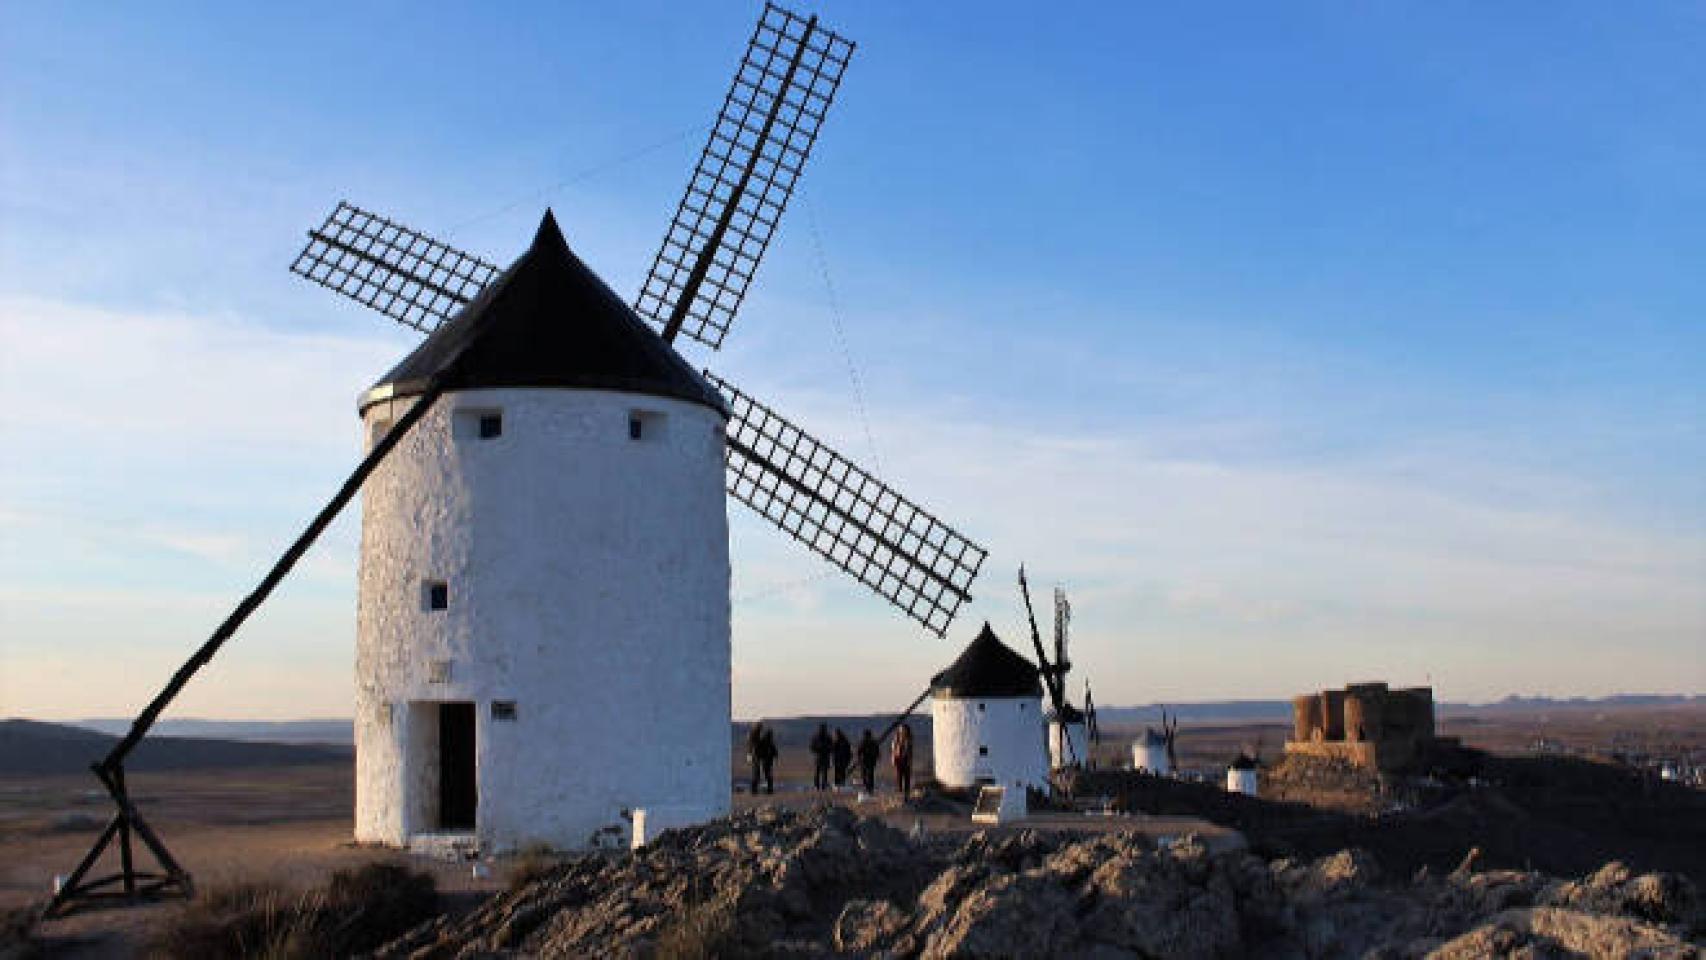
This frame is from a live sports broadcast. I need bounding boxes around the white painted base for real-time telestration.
[1226,768,1259,796]
[931,695,1048,791]
[1133,742,1171,775]
[355,387,732,852]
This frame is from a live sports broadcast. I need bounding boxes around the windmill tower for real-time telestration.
[928,623,1049,793]
[286,4,988,852]
[1017,567,1089,771]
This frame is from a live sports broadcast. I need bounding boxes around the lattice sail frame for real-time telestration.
[634,3,855,349]
[707,371,987,636]
[291,202,500,334]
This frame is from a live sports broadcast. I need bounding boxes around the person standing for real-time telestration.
[891,722,914,797]
[809,722,834,791]
[831,729,853,787]
[758,726,779,795]
[857,729,880,793]
[746,721,765,795]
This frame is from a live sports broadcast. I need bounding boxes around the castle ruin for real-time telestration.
[1284,682,1437,772]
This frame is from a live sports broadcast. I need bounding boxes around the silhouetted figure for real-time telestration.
[746,721,766,795]
[758,728,779,795]
[810,722,833,790]
[857,729,880,792]
[891,722,914,797]
[832,729,853,787]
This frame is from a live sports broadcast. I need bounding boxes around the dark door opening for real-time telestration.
[437,702,477,830]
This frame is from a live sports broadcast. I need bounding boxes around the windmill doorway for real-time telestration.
[436,702,477,830]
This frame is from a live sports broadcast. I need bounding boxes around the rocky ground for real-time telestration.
[373,805,1702,959]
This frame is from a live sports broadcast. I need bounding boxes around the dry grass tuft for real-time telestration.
[653,896,739,960]
[1,904,44,960]
[146,862,437,959]
[506,843,565,893]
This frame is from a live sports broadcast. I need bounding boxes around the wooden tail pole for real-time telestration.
[44,377,450,919]
[877,687,932,746]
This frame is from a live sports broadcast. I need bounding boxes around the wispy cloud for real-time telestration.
[2,297,1701,721]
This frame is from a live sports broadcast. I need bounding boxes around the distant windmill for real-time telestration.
[1018,567,1089,769]
[48,3,988,914]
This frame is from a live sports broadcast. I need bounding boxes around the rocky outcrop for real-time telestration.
[373,805,1702,958]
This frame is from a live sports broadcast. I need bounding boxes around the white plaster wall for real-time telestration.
[355,387,731,851]
[1226,768,1259,796]
[1048,720,1089,769]
[930,695,1047,790]
[1133,742,1171,775]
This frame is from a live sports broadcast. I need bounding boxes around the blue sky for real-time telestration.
[2,2,1701,720]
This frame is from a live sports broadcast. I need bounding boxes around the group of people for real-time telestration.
[745,720,915,796]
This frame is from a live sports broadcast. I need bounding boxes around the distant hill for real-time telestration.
[0,719,350,776]
[74,717,353,744]
[50,694,1700,753]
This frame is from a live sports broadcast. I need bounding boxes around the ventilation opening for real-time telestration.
[436,702,477,830]
[454,407,504,442]
[491,701,517,722]
[628,409,666,442]
[369,418,395,450]
[423,580,449,611]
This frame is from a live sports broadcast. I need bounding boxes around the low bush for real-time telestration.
[0,905,43,960]
[146,862,437,959]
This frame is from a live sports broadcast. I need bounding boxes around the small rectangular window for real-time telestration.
[979,745,989,756]
[491,701,517,721]
[424,580,449,611]
[628,409,666,442]
[454,407,503,442]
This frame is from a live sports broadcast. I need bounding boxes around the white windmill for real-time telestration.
[46,5,992,909]
[928,622,1050,794]
[286,4,989,852]
[279,4,994,852]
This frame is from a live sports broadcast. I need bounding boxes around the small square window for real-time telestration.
[979,745,989,756]
[478,414,502,439]
[491,701,517,721]
[424,580,448,611]
[428,660,451,683]
[977,702,986,712]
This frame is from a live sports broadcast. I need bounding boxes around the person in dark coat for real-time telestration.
[856,729,880,792]
[758,727,779,795]
[809,722,834,791]
[831,729,853,787]
[746,722,766,795]
[891,722,914,797]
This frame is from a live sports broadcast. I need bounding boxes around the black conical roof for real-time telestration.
[359,211,726,415]
[930,622,1043,699]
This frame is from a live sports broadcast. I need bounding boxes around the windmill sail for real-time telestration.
[708,370,986,637]
[635,3,855,349]
[290,201,500,334]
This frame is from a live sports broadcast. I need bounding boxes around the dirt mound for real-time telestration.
[372,806,1701,958]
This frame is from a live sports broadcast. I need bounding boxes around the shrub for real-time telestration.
[0,904,43,960]
[653,896,739,960]
[146,862,438,959]
[506,843,564,893]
